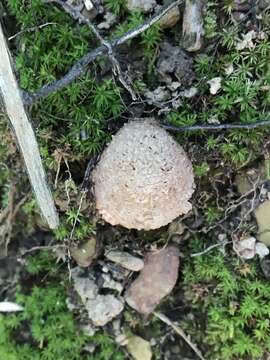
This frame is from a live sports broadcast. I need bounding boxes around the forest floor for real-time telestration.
[1,0,270,359]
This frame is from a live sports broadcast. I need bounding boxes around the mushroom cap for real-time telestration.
[93,119,195,230]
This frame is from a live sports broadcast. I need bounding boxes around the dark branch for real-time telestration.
[163,120,270,132]
[49,0,137,100]
[24,0,183,106]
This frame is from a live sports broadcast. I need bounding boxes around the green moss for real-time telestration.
[5,0,123,162]
[104,0,126,15]
[0,251,124,360]
[183,238,270,359]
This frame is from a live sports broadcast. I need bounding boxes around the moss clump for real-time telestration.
[183,237,270,360]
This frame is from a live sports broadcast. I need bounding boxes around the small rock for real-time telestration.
[102,273,123,293]
[97,12,117,30]
[0,302,24,312]
[255,242,269,259]
[145,86,170,106]
[224,63,234,76]
[81,323,96,337]
[260,258,270,280]
[207,77,222,95]
[180,86,198,98]
[127,0,156,13]
[66,297,79,311]
[157,42,195,86]
[125,246,179,315]
[72,273,98,303]
[85,295,124,326]
[70,236,96,267]
[167,81,181,91]
[158,6,180,29]
[106,250,144,272]
[233,237,256,259]
[116,333,129,346]
[207,115,220,124]
[235,164,267,195]
[83,344,96,353]
[255,200,270,246]
[71,268,124,326]
[84,0,94,11]
[126,335,152,360]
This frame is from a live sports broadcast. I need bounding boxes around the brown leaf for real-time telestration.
[125,246,179,315]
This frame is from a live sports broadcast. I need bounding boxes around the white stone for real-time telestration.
[207,77,222,95]
[85,295,124,326]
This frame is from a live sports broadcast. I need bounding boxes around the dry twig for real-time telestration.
[163,120,270,132]
[20,244,67,256]
[154,311,206,360]
[23,0,184,105]
[190,241,232,257]
[8,22,56,40]
[48,0,137,100]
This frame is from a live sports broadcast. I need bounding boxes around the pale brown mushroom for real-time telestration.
[92,119,195,230]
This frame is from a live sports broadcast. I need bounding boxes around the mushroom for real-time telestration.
[92,119,195,230]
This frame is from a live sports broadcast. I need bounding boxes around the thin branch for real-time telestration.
[154,311,206,360]
[23,0,183,105]
[8,22,57,40]
[190,241,232,257]
[49,0,137,100]
[163,120,270,132]
[21,244,67,256]
[0,22,59,229]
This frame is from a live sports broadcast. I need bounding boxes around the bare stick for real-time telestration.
[8,22,56,40]
[154,311,206,360]
[163,120,270,132]
[21,244,66,256]
[0,22,59,229]
[24,0,183,105]
[190,241,231,257]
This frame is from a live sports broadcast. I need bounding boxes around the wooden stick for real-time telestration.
[0,22,59,229]
[154,311,206,360]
